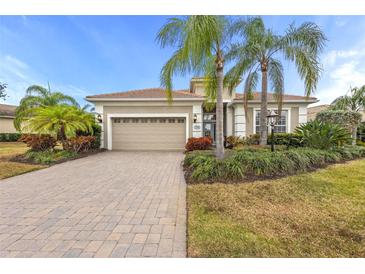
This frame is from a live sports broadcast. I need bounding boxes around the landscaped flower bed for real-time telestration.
[184,145,365,183]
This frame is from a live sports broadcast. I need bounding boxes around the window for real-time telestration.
[177,119,185,123]
[159,119,166,123]
[131,118,139,123]
[255,110,288,133]
[141,119,148,123]
[122,119,129,123]
[114,119,121,123]
[168,119,175,123]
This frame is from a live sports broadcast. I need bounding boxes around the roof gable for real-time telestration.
[0,104,17,117]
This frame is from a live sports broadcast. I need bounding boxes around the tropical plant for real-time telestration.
[225,17,326,145]
[14,83,79,131]
[156,16,230,159]
[19,134,57,151]
[295,120,351,149]
[316,110,362,144]
[185,137,213,152]
[330,86,365,142]
[22,105,94,148]
[184,146,365,183]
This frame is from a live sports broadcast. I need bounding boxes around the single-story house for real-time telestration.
[0,103,17,133]
[86,77,317,151]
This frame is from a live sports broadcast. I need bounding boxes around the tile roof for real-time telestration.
[234,92,317,101]
[86,88,204,100]
[0,103,17,117]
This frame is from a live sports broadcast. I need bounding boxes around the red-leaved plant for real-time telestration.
[19,134,57,151]
[185,137,212,152]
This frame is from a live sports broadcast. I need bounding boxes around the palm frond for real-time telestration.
[26,85,49,97]
[268,58,284,114]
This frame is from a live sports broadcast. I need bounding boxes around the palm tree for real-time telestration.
[330,85,365,142]
[14,83,79,131]
[22,105,94,148]
[331,86,365,112]
[226,17,326,145]
[156,16,229,159]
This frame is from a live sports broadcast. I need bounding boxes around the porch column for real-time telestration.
[226,106,233,136]
[234,105,246,137]
[192,103,203,137]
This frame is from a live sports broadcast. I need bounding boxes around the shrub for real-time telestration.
[0,133,21,142]
[25,149,77,165]
[225,136,244,149]
[64,136,96,153]
[295,120,351,149]
[316,110,362,133]
[267,133,303,148]
[76,123,101,149]
[18,134,57,151]
[245,134,260,145]
[185,137,212,152]
[184,146,365,183]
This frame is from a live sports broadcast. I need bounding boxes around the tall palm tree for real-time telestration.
[330,85,365,142]
[22,105,94,148]
[14,83,79,131]
[156,16,229,159]
[226,17,326,145]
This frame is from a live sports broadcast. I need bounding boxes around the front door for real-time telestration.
[203,113,216,142]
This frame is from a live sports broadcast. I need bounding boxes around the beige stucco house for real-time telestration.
[0,103,17,133]
[86,77,317,151]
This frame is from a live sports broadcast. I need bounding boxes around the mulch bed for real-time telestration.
[10,149,107,166]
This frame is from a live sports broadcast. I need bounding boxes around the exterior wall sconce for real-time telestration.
[266,110,279,152]
[193,114,198,123]
[96,114,103,123]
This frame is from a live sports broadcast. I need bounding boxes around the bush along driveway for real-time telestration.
[187,158,365,257]
[184,145,365,183]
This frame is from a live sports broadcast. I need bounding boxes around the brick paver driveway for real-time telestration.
[0,151,186,258]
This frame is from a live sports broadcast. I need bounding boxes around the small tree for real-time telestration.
[22,105,94,149]
[0,82,7,100]
[316,110,361,144]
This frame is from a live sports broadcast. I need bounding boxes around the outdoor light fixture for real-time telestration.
[266,110,279,152]
[193,114,198,123]
[96,114,103,123]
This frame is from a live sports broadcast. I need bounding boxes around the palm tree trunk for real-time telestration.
[260,66,268,146]
[352,126,357,145]
[215,58,225,159]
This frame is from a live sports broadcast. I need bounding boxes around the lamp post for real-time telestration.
[266,110,279,152]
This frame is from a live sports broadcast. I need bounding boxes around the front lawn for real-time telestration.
[188,159,365,257]
[0,142,44,179]
[0,142,29,158]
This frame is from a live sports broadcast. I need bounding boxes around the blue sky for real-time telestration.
[1,15,365,107]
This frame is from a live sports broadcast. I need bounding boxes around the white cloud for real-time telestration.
[322,49,361,67]
[0,54,89,106]
[315,60,365,105]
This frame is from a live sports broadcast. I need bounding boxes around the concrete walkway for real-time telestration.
[0,151,186,257]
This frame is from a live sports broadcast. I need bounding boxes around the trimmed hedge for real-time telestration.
[240,133,302,147]
[0,133,21,142]
[184,146,365,183]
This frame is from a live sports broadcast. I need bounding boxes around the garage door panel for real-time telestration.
[111,117,186,150]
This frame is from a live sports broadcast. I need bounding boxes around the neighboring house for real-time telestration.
[0,103,17,133]
[307,104,329,121]
[86,77,317,151]
[307,104,365,122]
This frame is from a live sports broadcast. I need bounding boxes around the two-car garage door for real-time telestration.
[111,117,186,150]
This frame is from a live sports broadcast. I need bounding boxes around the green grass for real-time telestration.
[187,159,365,257]
[0,142,44,179]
